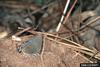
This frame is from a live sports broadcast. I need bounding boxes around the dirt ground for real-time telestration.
[0,35,90,67]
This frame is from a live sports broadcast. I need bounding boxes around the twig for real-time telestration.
[62,24,82,43]
[47,37,93,52]
[40,35,46,67]
[79,50,100,60]
[14,27,32,36]
[63,0,78,24]
[41,35,46,55]
[89,51,100,61]
[56,0,77,32]
[78,16,100,31]
[56,0,70,32]
[74,51,93,63]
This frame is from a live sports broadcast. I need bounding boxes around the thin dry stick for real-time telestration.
[47,36,91,51]
[79,50,100,60]
[63,0,78,24]
[74,51,93,63]
[45,37,93,52]
[14,27,31,36]
[41,35,46,55]
[89,51,100,61]
[78,16,100,31]
[40,35,46,67]
[56,0,70,32]
[61,24,81,43]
